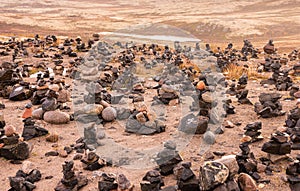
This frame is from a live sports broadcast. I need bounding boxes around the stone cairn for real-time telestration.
[236,74,252,105]
[236,141,260,181]
[21,109,48,141]
[286,155,300,191]
[285,106,300,150]
[174,162,199,191]
[80,150,106,171]
[55,160,88,191]
[155,140,183,176]
[243,121,263,143]
[125,102,166,135]
[98,173,133,191]
[140,170,164,191]
[254,92,285,118]
[260,57,293,91]
[288,49,300,61]
[0,124,30,161]
[262,131,291,155]
[8,165,42,191]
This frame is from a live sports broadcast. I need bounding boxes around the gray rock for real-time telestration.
[178,113,208,134]
[42,97,57,111]
[9,86,30,101]
[203,131,216,145]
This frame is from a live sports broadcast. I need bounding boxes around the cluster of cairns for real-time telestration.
[125,102,166,135]
[98,173,133,191]
[254,92,285,118]
[8,161,42,191]
[140,140,261,191]
[214,40,259,70]
[260,56,293,91]
[285,106,300,150]
[2,32,300,191]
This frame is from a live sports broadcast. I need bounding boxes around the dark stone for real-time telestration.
[98,180,118,191]
[141,170,164,191]
[22,119,48,141]
[26,169,42,183]
[0,141,30,160]
[262,141,291,155]
[9,177,26,191]
[178,177,200,191]
[9,86,29,101]
[45,151,59,157]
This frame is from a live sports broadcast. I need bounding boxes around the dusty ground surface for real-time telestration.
[0,0,300,51]
[0,1,300,191]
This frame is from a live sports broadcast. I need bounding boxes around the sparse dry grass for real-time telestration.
[223,63,267,80]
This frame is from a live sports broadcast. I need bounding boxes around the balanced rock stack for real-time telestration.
[155,140,183,175]
[263,40,275,54]
[243,122,263,143]
[8,164,42,191]
[254,92,285,118]
[293,62,300,76]
[285,106,300,150]
[236,141,260,181]
[286,155,300,191]
[0,69,21,99]
[22,117,48,141]
[140,170,164,191]
[98,173,133,191]
[125,102,166,135]
[260,58,293,91]
[174,162,199,191]
[80,151,106,171]
[236,74,252,105]
[55,160,88,191]
[157,84,179,105]
[262,131,291,155]
[0,125,30,160]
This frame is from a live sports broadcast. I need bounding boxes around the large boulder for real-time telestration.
[43,110,70,124]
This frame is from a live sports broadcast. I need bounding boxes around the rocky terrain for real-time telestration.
[1,1,300,191]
